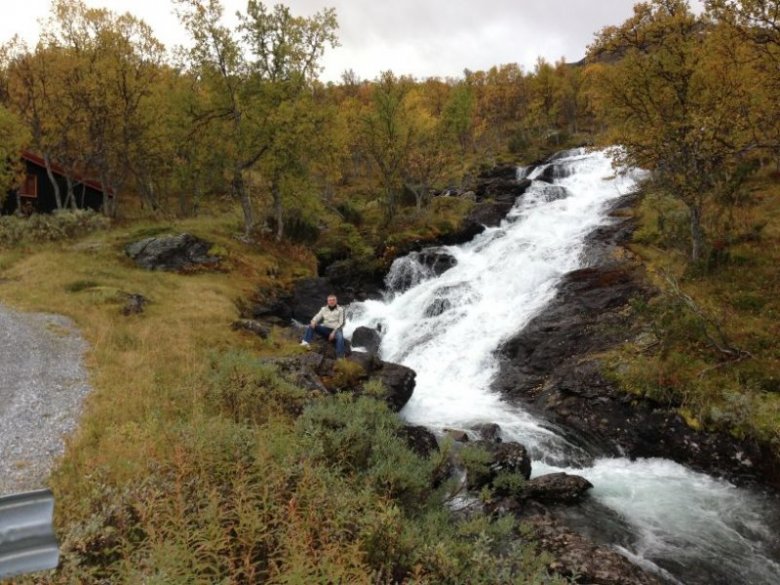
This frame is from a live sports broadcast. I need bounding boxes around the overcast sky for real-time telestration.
[0,0,704,82]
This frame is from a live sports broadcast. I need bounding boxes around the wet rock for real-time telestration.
[471,423,502,443]
[351,326,381,355]
[231,319,270,339]
[521,511,664,585]
[468,440,532,489]
[535,184,569,203]
[445,429,470,443]
[489,441,532,480]
[346,350,380,374]
[417,248,457,276]
[535,162,575,183]
[524,473,593,504]
[399,425,439,457]
[264,354,329,394]
[125,233,220,271]
[475,177,532,200]
[498,263,647,394]
[496,197,780,488]
[424,297,451,318]
[376,363,416,411]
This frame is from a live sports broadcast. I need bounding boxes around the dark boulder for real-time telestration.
[417,248,457,276]
[264,354,329,395]
[445,429,470,443]
[489,441,532,480]
[475,178,531,200]
[346,350,380,373]
[535,163,575,183]
[289,277,332,323]
[523,472,593,504]
[323,258,384,300]
[520,511,664,585]
[351,326,382,355]
[376,362,416,412]
[384,248,458,293]
[398,425,439,457]
[471,423,502,443]
[289,278,357,324]
[125,233,221,271]
[467,440,532,489]
[423,297,452,318]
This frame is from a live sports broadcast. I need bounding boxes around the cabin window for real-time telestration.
[20,174,38,198]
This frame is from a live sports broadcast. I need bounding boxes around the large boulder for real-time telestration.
[523,472,593,504]
[417,248,457,276]
[323,258,384,301]
[520,511,664,585]
[489,441,533,480]
[289,277,333,323]
[125,233,220,271]
[398,425,439,457]
[471,422,502,443]
[376,362,416,412]
[467,440,533,489]
[351,326,382,355]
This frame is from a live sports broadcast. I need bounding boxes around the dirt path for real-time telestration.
[0,303,90,495]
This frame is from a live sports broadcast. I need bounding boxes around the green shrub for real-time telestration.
[64,279,101,293]
[206,350,313,423]
[328,358,367,390]
[296,395,435,508]
[0,209,111,247]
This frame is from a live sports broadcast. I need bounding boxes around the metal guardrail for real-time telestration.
[0,489,59,581]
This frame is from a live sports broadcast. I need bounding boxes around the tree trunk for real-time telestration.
[64,175,76,209]
[272,179,283,242]
[690,204,704,262]
[42,153,63,210]
[232,168,253,236]
[383,181,396,226]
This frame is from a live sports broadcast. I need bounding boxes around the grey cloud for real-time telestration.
[284,0,655,80]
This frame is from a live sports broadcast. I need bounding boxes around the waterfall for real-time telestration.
[346,148,780,584]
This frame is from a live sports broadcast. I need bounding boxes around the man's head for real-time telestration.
[327,294,338,308]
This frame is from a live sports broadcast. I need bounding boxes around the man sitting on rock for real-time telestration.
[300,293,346,358]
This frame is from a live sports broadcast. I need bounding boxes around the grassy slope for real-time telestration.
[604,170,780,446]
[0,211,565,584]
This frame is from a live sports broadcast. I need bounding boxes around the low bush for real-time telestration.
[206,350,313,423]
[0,209,111,247]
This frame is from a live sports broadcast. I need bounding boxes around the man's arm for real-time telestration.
[311,307,325,327]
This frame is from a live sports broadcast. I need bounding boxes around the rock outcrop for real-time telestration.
[496,195,780,488]
[125,233,220,271]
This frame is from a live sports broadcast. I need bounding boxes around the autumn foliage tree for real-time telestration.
[588,0,772,262]
[174,0,338,237]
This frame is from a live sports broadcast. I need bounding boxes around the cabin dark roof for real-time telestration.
[20,151,112,196]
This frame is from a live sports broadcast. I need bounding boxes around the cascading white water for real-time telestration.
[346,148,780,584]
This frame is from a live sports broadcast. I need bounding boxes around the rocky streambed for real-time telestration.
[238,150,780,584]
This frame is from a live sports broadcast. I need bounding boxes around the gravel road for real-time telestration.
[0,303,91,495]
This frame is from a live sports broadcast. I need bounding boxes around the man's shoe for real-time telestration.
[299,340,310,347]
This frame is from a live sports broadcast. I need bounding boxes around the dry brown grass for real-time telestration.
[0,211,315,515]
